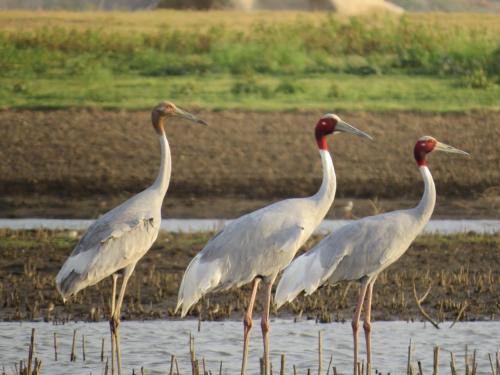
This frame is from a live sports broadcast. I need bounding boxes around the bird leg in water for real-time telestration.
[261,278,275,375]
[352,280,369,375]
[241,278,261,375]
[113,264,136,375]
[363,283,374,375]
[110,274,118,375]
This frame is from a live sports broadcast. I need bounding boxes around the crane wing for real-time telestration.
[274,223,356,308]
[73,216,155,255]
[176,199,311,317]
[275,209,423,308]
[56,199,159,299]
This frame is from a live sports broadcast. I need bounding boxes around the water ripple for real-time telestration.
[0,218,499,234]
[0,320,498,375]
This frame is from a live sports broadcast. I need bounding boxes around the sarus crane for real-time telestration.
[176,114,372,375]
[275,135,469,375]
[56,101,207,375]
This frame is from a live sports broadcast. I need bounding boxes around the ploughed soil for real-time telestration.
[0,230,498,323]
[0,110,499,219]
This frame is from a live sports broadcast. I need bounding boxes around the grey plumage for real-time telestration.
[56,185,163,299]
[176,149,336,317]
[275,204,430,306]
[55,101,207,375]
[274,136,469,375]
[55,101,207,302]
[275,169,436,307]
[175,113,372,375]
[275,136,470,308]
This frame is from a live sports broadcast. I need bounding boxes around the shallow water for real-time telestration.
[1,218,499,234]
[0,320,498,375]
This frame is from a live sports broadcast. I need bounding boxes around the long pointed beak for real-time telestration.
[435,141,470,156]
[335,120,373,140]
[175,107,208,126]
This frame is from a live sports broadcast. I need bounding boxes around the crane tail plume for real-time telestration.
[275,259,309,308]
[176,254,222,318]
[275,250,333,308]
[56,264,83,300]
[174,300,182,315]
[174,299,190,318]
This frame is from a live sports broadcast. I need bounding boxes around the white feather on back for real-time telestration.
[176,197,323,316]
[275,207,429,308]
[176,149,337,316]
[276,164,437,309]
[176,253,223,317]
[274,232,351,308]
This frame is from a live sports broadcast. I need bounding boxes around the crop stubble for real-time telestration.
[0,229,497,322]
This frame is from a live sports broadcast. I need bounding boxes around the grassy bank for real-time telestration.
[1,12,499,77]
[0,11,499,111]
[1,73,499,111]
[0,229,498,322]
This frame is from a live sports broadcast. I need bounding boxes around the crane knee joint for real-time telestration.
[261,319,270,333]
[351,320,359,332]
[363,321,372,332]
[243,315,253,329]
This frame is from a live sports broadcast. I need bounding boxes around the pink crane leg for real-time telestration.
[363,283,374,375]
[352,280,369,375]
[112,264,135,375]
[261,280,274,375]
[241,278,261,375]
[110,274,118,375]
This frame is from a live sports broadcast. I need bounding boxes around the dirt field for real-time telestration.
[0,230,498,322]
[0,109,499,218]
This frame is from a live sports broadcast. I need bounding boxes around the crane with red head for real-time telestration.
[177,113,372,375]
[276,135,469,375]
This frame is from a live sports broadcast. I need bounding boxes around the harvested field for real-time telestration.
[0,110,498,218]
[0,229,498,322]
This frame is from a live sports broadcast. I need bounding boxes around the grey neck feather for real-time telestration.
[414,166,436,224]
[312,149,337,218]
[152,131,172,197]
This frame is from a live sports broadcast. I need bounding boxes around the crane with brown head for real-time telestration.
[56,101,206,375]
[151,101,207,134]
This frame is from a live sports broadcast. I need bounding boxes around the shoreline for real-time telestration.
[0,217,499,235]
[1,196,498,220]
[0,230,498,323]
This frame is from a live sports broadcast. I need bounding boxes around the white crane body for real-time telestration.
[56,188,163,298]
[275,166,435,305]
[56,131,171,299]
[274,136,469,375]
[176,114,372,375]
[54,102,206,375]
[177,150,336,316]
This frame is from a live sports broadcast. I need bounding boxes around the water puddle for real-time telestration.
[0,218,499,234]
[0,320,498,375]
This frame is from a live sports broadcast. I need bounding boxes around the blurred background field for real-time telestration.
[0,7,499,218]
[0,11,499,111]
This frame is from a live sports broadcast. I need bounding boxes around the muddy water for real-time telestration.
[1,320,498,375]
[1,218,499,234]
